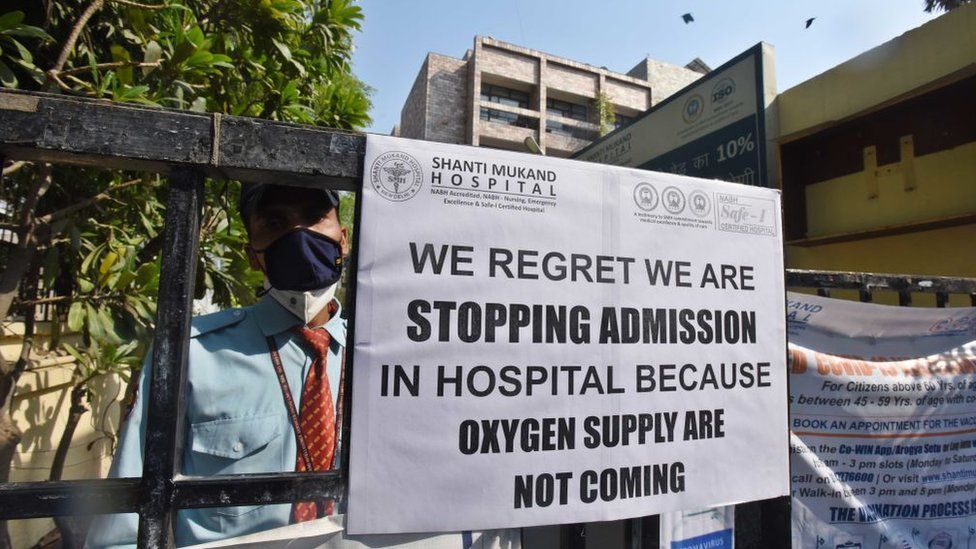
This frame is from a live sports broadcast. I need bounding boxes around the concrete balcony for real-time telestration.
[478,119,538,146]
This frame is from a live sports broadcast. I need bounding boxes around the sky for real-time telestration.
[352,1,942,135]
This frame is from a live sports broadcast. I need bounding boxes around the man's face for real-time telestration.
[246,200,349,274]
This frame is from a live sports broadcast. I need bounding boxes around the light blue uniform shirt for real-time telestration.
[86,295,347,548]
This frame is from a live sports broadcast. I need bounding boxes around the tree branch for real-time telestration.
[38,177,143,225]
[16,164,52,229]
[13,293,123,308]
[111,0,171,9]
[50,370,88,482]
[1,161,28,177]
[0,165,52,329]
[47,0,106,89]
[61,73,98,93]
[46,71,75,93]
[59,61,161,76]
[51,372,88,548]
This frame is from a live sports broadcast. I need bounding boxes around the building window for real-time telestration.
[614,113,633,129]
[481,83,530,109]
[480,107,535,129]
[545,120,598,141]
[546,97,588,121]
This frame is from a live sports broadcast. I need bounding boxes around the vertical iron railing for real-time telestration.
[137,168,204,547]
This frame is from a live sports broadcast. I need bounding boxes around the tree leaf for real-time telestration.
[6,36,32,63]
[134,263,157,288]
[77,278,94,293]
[186,26,205,47]
[142,40,162,75]
[115,268,137,288]
[97,305,123,345]
[1,25,52,40]
[0,59,17,87]
[110,44,133,85]
[99,251,119,278]
[81,244,103,273]
[85,303,103,340]
[272,39,292,62]
[62,342,87,364]
[185,50,213,67]
[0,12,25,30]
[122,29,141,44]
[113,85,150,103]
[67,302,85,332]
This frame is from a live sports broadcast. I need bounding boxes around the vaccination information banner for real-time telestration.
[789,293,976,549]
[348,134,789,534]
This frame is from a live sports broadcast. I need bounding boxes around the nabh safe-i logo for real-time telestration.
[370,151,423,201]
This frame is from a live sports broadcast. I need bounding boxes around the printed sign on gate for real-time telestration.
[348,134,789,534]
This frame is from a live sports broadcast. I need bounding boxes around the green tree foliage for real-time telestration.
[593,91,617,137]
[0,2,370,545]
[923,0,973,12]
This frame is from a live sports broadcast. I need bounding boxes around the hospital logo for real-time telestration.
[633,182,659,211]
[662,186,686,215]
[682,94,704,124]
[370,151,423,201]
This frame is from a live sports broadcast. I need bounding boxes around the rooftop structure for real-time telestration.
[397,36,706,157]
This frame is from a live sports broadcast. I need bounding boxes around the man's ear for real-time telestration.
[339,227,350,256]
[246,244,263,271]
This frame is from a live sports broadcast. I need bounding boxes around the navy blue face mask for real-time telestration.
[255,228,344,291]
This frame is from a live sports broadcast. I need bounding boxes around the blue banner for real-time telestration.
[671,528,734,549]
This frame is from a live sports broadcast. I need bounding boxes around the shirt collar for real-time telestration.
[252,294,347,347]
[321,303,347,348]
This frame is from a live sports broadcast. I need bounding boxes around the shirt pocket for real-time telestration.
[186,413,289,529]
[187,412,286,476]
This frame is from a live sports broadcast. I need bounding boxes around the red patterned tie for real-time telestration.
[291,326,337,522]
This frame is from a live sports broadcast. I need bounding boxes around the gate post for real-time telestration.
[137,167,205,548]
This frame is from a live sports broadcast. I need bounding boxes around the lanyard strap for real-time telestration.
[266,336,314,472]
[265,334,346,472]
[335,347,346,453]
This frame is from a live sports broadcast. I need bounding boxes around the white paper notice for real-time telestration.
[349,134,789,534]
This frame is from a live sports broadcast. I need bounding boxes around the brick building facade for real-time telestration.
[397,36,707,157]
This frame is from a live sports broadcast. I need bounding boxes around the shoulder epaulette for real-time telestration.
[190,308,247,338]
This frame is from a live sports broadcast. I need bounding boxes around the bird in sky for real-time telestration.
[805,17,816,29]
[682,13,694,24]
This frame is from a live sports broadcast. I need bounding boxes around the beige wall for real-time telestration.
[2,321,123,548]
[776,4,976,300]
[480,45,538,84]
[604,78,650,112]
[778,3,976,139]
[546,63,598,98]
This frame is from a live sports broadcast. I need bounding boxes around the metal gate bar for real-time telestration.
[137,168,202,547]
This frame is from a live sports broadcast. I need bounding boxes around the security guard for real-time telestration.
[87,183,349,547]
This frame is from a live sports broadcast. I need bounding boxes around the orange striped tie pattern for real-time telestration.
[291,326,337,522]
